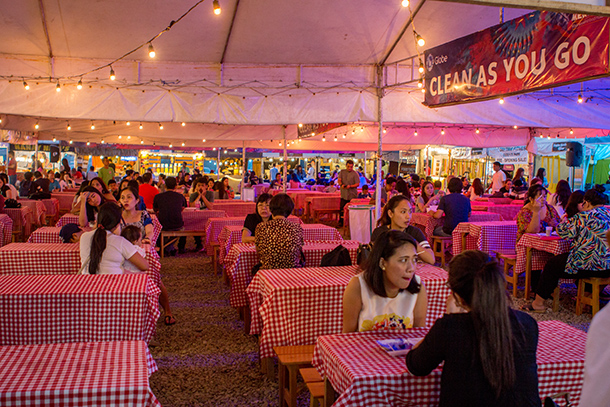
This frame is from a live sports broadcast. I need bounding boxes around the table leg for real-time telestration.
[525,247,532,299]
[323,377,335,407]
[461,233,467,254]
[278,361,286,406]
[260,357,274,380]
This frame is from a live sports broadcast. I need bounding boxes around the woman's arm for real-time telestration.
[342,276,362,333]
[416,242,435,265]
[126,252,149,271]
[78,195,89,228]
[143,223,153,244]
[412,284,427,327]
[242,228,255,243]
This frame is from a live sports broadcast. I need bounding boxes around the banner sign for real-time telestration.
[297,123,346,138]
[487,146,529,165]
[552,142,568,152]
[424,11,610,107]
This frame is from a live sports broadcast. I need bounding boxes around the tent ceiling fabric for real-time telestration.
[0,0,608,149]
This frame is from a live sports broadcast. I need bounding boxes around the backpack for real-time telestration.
[320,245,352,267]
[5,198,21,208]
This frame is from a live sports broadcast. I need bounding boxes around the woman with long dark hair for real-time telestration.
[512,168,528,191]
[222,177,234,199]
[77,186,106,228]
[536,168,549,188]
[466,178,484,200]
[343,230,428,332]
[406,250,539,406]
[242,193,272,243]
[515,184,560,242]
[565,190,585,219]
[416,181,441,213]
[89,176,116,202]
[79,202,148,275]
[215,180,229,200]
[548,179,571,218]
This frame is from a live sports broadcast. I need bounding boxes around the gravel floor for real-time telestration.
[148,239,598,406]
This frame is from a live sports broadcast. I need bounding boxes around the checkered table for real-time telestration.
[51,192,77,212]
[305,196,341,222]
[218,222,342,265]
[225,240,360,309]
[5,206,33,240]
[411,211,503,242]
[0,341,161,406]
[180,208,226,230]
[205,215,303,255]
[516,233,572,298]
[209,201,255,217]
[17,198,47,226]
[485,204,521,221]
[489,197,514,205]
[452,221,518,255]
[313,320,585,407]
[27,226,64,243]
[0,214,13,247]
[56,214,163,246]
[247,264,449,359]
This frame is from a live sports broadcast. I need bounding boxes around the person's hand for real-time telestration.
[531,195,544,212]
[142,238,151,245]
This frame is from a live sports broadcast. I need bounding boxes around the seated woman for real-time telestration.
[0,174,17,199]
[270,173,283,189]
[214,180,230,200]
[288,172,300,189]
[343,230,427,332]
[466,178,484,201]
[255,193,304,270]
[565,190,585,219]
[416,181,441,213]
[524,185,610,312]
[242,193,272,243]
[70,181,91,213]
[371,195,434,264]
[406,250,539,406]
[78,186,106,228]
[0,175,15,199]
[516,184,560,242]
[548,179,571,219]
[79,202,149,275]
[222,177,235,199]
[89,177,116,202]
[189,179,214,210]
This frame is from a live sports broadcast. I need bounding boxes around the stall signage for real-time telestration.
[10,143,35,151]
[552,142,568,152]
[488,146,528,165]
[297,123,346,138]
[424,11,610,107]
[338,153,355,157]
[471,148,485,157]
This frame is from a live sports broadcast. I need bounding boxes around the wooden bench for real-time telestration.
[495,252,518,296]
[431,236,452,267]
[159,230,206,258]
[300,368,324,407]
[211,241,221,275]
[576,276,610,316]
[275,345,315,407]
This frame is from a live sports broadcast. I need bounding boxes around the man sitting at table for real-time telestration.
[370,176,396,206]
[430,177,471,237]
[153,176,187,255]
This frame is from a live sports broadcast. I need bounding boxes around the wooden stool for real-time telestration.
[575,277,610,316]
[306,382,325,407]
[210,242,220,275]
[299,367,323,384]
[495,252,518,296]
[275,345,315,407]
[432,236,452,267]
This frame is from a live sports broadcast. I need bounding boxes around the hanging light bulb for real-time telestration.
[499,97,504,104]
[570,128,574,134]
[547,135,551,139]
[418,59,424,74]
[421,87,425,93]
[86,141,91,146]
[578,94,583,103]
[383,128,387,134]
[77,78,83,90]
[101,139,105,144]
[213,0,221,15]
[181,122,186,127]
[0,117,2,124]
[360,126,364,132]
[213,147,217,151]
[475,128,480,134]
[169,143,173,148]
[91,122,95,130]
[69,139,73,144]
[182,142,185,146]
[417,78,423,88]
[148,43,156,58]
[334,135,337,141]
[159,123,163,130]
[34,122,39,130]
[351,129,355,135]
[224,150,228,154]
[202,139,206,142]
[126,121,131,126]
[513,125,518,129]
[67,123,71,131]
[52,137,56,142]
[127,135,131,139]
[23,80,29,90]
[56,82,61,92]
[415,32,425,47]
[109,66,116,81]
[140,140,144,144]
[441,128,445,135]
[414,129,418,136]
[401,0,409,6]
[322,135,326,142]
[139,123,143,130]
[118,135,122,139]
[342,134,346,138]
[298,123,303,128]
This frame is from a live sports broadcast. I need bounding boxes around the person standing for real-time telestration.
[338,159,360,226]
[490,161,506,193]
[97,157,115,186]
[138,172,159,209]
[86,166,98,181]
[307,162,316,180]
[7,151,17,186]
[269,163,279,182]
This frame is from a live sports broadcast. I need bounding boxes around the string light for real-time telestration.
[383,128,387,134]
[224,150,228,153]
[418,60,424,74]
[334,135,337,141]
[547,135,551,139]
[139,123,143,130]
[513,125,518,129]
[159,123,164,130]
[417,78,423,88]
[0,117,2,124]
[298,123,303,128]
[342,134,346,138]
[182,142,185,146]
[86,141,91,145]
[441,128,445,135]
[213,147,216,151]
[67,123,71,130]
[415,32,425,47]
[56,82,61,92]
[360,126,364,132]
[499,97,504,104]
[351,129,355,135]
[181,122,186,126]
[202,139,206,142]
[126,121,131,126]
[578,94,583,103]
[570,128,574,134]
[148,43,156,58]
[101,139,105,144]
[127,135,131,139]
[414,129,418,136]
[421,87,425,93]
[213,0,221,15]
[109,66,116,81]
[401,0,409,6]
[34,122,39,130]
[23,80,29,90]
[91,122,95,130]
[140,140,144,144]
[118,135,122,139]
[69,139,73,144]
[169,143,173,148]
[77,79,83,90]
[475,128,480,134]
[52,137,56,142]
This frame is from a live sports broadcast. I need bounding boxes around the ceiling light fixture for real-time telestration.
[499,97,504,104]
[139,123,143,130]
[418,60,424,74]
[56,82,61,92]
[402,0,409,6]
[67,123,71,130]
[126,121,131,126]
[91,122,95,130]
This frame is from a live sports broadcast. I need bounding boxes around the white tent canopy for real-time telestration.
[1,0,610,149]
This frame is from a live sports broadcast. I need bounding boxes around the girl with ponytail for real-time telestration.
[406,250,540,406]
[79,202,148,275]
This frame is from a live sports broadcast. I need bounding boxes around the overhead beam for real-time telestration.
[220,0,241,64]
[432,0,610,17]
[379,0,428,67]
[38,0,53,59]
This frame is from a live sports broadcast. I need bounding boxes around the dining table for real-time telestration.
[16,198,47,226]
[4,206,33,241]
[410,211,503,242]
[313,320,586,407]
[0,214,13,247]
[452,221,518,255]
[209,201,255,217]
[0,341,161,406]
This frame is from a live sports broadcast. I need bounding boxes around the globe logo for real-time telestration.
[426,54,434,72]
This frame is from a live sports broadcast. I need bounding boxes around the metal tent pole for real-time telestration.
[282,125,287,194]
[241,141,246,199]
[375,65,384,221]
[216,149,220,177]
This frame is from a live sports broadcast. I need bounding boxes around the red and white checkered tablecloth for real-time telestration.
[27,226,64,243]
[485,204,521,221]
[0,214,13,247]
[56,214,162,246]
[5,206,33,239]
[0,243,81,274]
[17,199,47,226]
[181,208,226,230]
[209,201,255,217]
[489,197,514,205]
[411,211,502,242]
[452,221,518,255]
[247,264,449,359]
[226,240,360,308]
[206,216,303,255]
[0,341,161,406]
[313,320,585,407]
[56,213,79,228]
[51,192,77,212]
[305,196,341,221]
[515,233,572,275]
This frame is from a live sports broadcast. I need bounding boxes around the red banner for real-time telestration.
[424,11,610,107]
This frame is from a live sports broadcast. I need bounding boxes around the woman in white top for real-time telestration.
[548,179,571,219]
[80,202,148,275]
[466,177,485,201]
[343,230,427,332]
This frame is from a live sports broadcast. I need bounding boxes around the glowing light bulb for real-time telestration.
[298,123,303,128]
[118,135,122,139]
[513,125,518,129]
[417,78,423,88]
[159,124,163,130]
[441,129,445,135]
[182,142,185,146]
[334,136,337,141]
[101,139,105,144]
[213,0,221,15]
[475,128,480,134]
[56,82,61,92]
[570,128,574,134]
[418,60,424,74]
[127,135,131,139]
[23,80,29,90]
[578,94,583,103]
[77,79,83,90]
[109,67,116,81]
[148,43,156,58]
[202,139,206,142]
[34,122,39,130]
[169,143,173,148]
[126,121,131,126]
[402,0,409,7]
[416,33,425,47]
[139,123,143,130]
[322,136,326,142]
[499,97,504,104]
[91,123,95,130]
[52,137,56,142]
[342,134,346,138]
[69,139,73,144]
[67,123,71,130]
[383,128,387,134]
[181,122,186,127]
[140,140,144,144]
[414,130,418,136]
[86,141,91,145]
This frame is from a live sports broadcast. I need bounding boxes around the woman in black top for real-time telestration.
[242,193,272,243]
[406,251,540,407]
